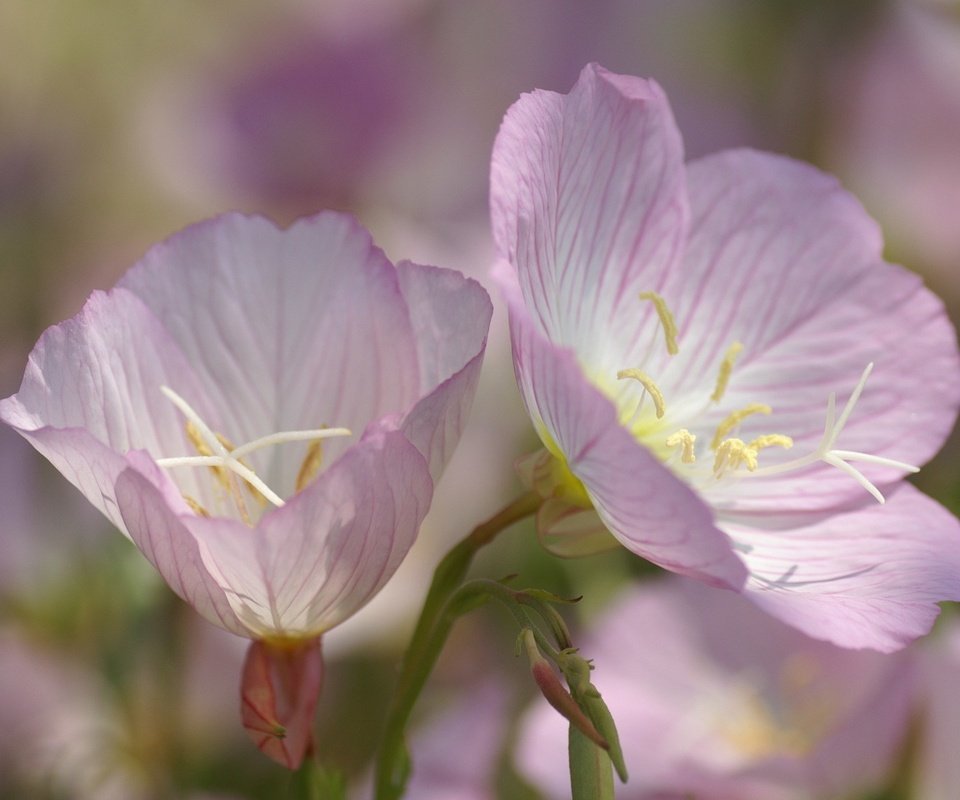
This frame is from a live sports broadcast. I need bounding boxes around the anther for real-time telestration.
[183,495,210,517]
[296,440,324,493]
[713,438,758,478]
[711,341,744,403]
[734,363,921,504]
[639,291,679,356]
[747,434,794,453]
[617,368,667,419]
[665,429,697,463]
[711,404,772,450]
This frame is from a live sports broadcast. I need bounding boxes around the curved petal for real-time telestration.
[181,428,433,639]
[732,483,960,651]
[395,260,492,481]
[0,289,217,532]
[118,212,422,496]
[665,150,960,512]
[491,63,689,364]
[115,453,247,636]
[497,260,746,589]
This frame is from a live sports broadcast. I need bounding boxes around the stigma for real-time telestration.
[615,291,919,504]
[155,386,351,522]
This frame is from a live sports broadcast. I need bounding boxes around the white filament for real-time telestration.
[156,385,351,508]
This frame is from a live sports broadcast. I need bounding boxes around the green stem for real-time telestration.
[288,756,346,800]
[569,726,615,800]
[373,492,542,800]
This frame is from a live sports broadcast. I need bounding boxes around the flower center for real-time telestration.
[155,386,351,523]
[615,292,919,503]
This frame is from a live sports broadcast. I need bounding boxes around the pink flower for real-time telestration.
[491,63,960,651]
[517,579,916,799]
[912,618,960,799]
[0,211,491,767]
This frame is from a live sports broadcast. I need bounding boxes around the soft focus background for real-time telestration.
[1,1,958,798]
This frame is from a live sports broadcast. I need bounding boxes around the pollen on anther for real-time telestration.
[617,368,667,419]
[713,438,758,477]
[639,291,679,356]
[748,434,794,453]
[665,429,697,463]
[183,495,210,517]
[711,341,744,403]
[711,403,772,450]
[296,440,324,493]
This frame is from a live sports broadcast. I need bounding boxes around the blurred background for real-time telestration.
[1,0,958,797]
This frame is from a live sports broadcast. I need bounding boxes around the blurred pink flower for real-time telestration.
[492,63,960,651]
[155,31,423,214]
[353,682,505,799]
[912,616,960,800]
[827,1,960,301]
[517,579,915,799]
[0,628,145,799]
[0,211,491,767]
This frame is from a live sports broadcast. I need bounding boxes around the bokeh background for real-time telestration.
[1,1,958,797]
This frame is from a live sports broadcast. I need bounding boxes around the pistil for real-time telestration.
[735,364,919,503]
[155,386,351,516]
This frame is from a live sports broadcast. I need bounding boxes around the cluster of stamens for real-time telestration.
[616,292,918,503]
[155,386,351,523]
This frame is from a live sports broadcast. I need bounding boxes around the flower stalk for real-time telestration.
[373,492,541,800]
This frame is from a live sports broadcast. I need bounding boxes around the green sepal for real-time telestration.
[289,760,348,800]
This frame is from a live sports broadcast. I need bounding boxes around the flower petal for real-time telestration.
[0,289,216,533]
[491,63,689,364]
[180,428,433,638]
[497,261,746,589]
[115,453,248,636]
[731,482,960,651]
[240,637,323,770]
[395,260,492,481]
[118,212,423,496]
[666,150,960,512]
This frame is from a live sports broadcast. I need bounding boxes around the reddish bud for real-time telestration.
[521,630,607,751]
[240,637,324,769]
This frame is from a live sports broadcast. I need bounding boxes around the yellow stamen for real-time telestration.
[296,440,324,493]
[665,429,697,463]
[711,403,772,450]
[183,495,210,517]
[215,432,268,508]
[713,438,758,477]
[639,291,679,356]
[748,434,794,453]
[186,421,253,521]
[617,368,667,419]
[711,341,744,403]
[187,420,232,491]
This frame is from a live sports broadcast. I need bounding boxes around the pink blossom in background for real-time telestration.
[0,211,491,767]
[517,579,915,799]
[492,63,960,652]
[912,617,960,800]
[354,682,505,799]
[399,683,505,800]
[0,628,147,799]
[148,31,423,215]
[827,1,960,303]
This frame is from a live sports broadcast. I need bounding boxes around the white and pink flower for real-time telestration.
[517,579,916,799]
[492,63,960,651]
[0,211,491,767]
